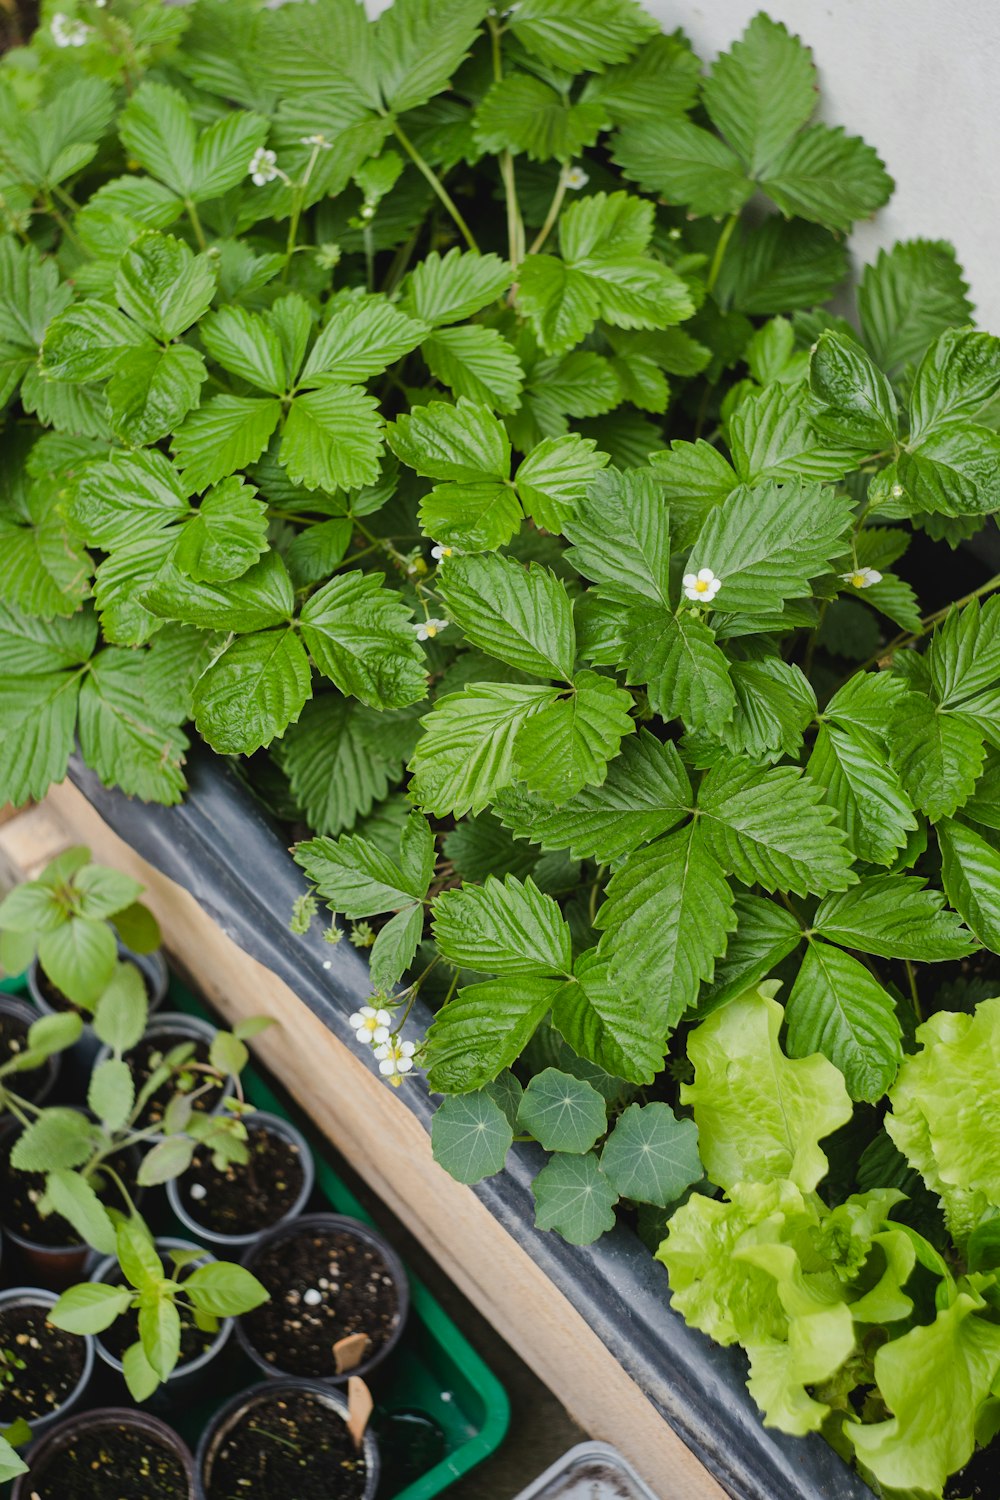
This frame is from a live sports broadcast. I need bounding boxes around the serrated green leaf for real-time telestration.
[515,256,599,358]
[67,450,189,550]
[938,818,1000,954]
[424,974,559,1093]
[814,876,975,961]
[106,342,206,447]
[400,248,512,326]
[722,657,816,762]
[144,549,294,632]
[172,395,282,492]
[596,821,736,1031]
[119,81,268,202]
[620,603,736,733]
[515,434,609,534]
[601,1101,701,1206]
[579,33,700,126]
[431,1092,513,1184]
[495,728,691,861]
[42,302,146,384]
[858,240,973,378]
[437,553,575,679]
[510,0,655,71]
[474,75,604,162]
[532,1150,618,1244]
[698,756,854,896]
[302,291,427,384]
[786,940,902,1102]
[702,15,816,175]
[517,1067,607,1154]
[512,670,634,800]
[11,1107,101,1171]
[299,570,427,709]
[433,873,572,976]
[282,383,383,492]
[373,0,488,114]
[808,331,898,448]
[715,218,848,316]
[807,721,916,866]
[612,119,753,218]
[77,649,187,804]
[551,947,664,1084]
[908,328,1000,439]
[388,396,509,481]
[761,124,892,233]
[925,596,1000,710]
[727,384,858,484]
[408,682,557,816]
[422,326,523,412]
[296,813,432,915]
[275,695,418,836]
[563,468,670,601]
[419,480,523,553]
[888,692,985,822]
[114,231,216,342]
[369,902,424,989]
[192,627,310,754]
[697,892,802,1015]
[199,305,287,394]
[173,477,268,584]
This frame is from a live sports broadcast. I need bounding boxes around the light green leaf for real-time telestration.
[122,1341,160,1403]
[510,0,655,71]
[199,305,286,394]
[620,603,736,733]
[173,477,268,584]
[612,119,753,218]
[431,1092,513,1184]
[698,756,854,897]
[274,695,418,836]
[87,1056,136,1131]
[92,961,149,1053]
[419,480,523,553]
[138,1295,182,1383]
[299,570,427,709]
[10,1107,100,1172]
[938,819,1000,954]
[422,325,523,412]
[515,434,609,534]
[192,627,310,754]
[41,302,145,383]
[388,397,510,482]
[596,821,736,1030]
[409,682,557,816]
[760,124,893,233]
[785,940,901,1102]
[302,291,427,384]
[474,75,604,162]
[813,876,976,961]
[517,1067,607,1154]
[67,450,188,550]
[424,974,558,1093]
[858,239,973,378]
[106,342,206,446]
[114,231,216,342]
[183,1261,268,1317]
[373,0,488,114]
[532,1150,618,1244]
[924,595,1000,709]
[433,874,572,977]
[727,383,858,484]
[400,248,512,327]
[888,691,985,821]
[702,14,816,174]
[600,1102,701,1206]
[295,816,432,916]
[681,986,853,1190]
[437,553,575,679]
[512,670,635,801]
[173,395,282,492]
[282,383,383,492]
[807,721,917,866]
[495,727,690,862]
[37,917,117,1010]
[119,82,268,202]
[49,1280,132,1334]
[369,903,424,990]
[77,649,188,804]
[808,330,898,448]
[515,256,599,357]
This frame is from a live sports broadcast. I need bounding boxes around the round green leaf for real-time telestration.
[431,1093,513,1185]
[517,1068,608,1154]
[600,1102,702,1206]
[532,1151,618,1244]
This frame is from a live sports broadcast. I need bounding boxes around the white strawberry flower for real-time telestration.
[413,617,448,641]
[300,134,333,150]
[430,544,456,561]
[564,165,589,189]
[248,148,279,186]
[682,567,722,604]
[374,1038,417,1085]
[348,1006,392,1047]
[51,12,91,45]
[841,567,883,590]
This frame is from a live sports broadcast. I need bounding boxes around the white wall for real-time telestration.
[365,0,1000,331]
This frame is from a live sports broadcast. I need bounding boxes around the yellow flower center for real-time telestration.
[695,579,710,593]
[850,573,865,588]
[425,623,438,638]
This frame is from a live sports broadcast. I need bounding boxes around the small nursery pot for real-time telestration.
[0,1117,141,1290]
[166,1110,315,1250]
[12,1406,195,1500]
[28,946,168,1097]
[236,1212,409,1387]
[0,992,60,1106]
[90,1238,234,1407]
[0,1287,95,1441]
[101,1012,234,1133]
[196,1378,380,1500]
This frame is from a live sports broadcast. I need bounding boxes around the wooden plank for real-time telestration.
[14,781,726,1500]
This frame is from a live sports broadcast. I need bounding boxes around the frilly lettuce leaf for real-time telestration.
[886,998,1000,1240]
[680,983,853,1191]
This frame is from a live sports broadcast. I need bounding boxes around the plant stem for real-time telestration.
[284,142,323,281]
[391,122,480,253]
[904,959,922,1022]
[185,198,207,252]
[527,168,569,258]
[706,211,739,293]
[488,14,524,268]
[846,570,1000,680]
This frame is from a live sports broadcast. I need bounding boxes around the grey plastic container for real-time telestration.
[0,1287,95,1441]
[514,1442,662,1499]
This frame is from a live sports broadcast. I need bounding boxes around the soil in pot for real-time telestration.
[176,1123,307,1238]
[204,1387,369,1500]
[123,1031,222,1129]
[0,1008,54,1104]
[97,1300,216,1370]
[0,1302,86,1426]
[241,1226,400,1379]
[18,1417,192,1499]
[0,1132,138,1249]
[34,957,156,1020]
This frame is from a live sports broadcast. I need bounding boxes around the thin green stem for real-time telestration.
[527,169,568,258]
[844,570,1000,681]
[391,122,479,253]
[42,196,84,251]
[488,14,524,268]
[185,198,207,252]
[904,960,922,1022]
[706,211,739,293]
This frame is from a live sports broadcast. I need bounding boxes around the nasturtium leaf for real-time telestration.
[517,1068,607,1155]
[299,571,426,710]
[813,876,976,962]
[408,683,557,817]
[785,939,902,1103]
[532,1151,618,1245]
[697,756,854,897]
[495,729,691,862]
[192,627,310,754]
[433,874,572,977]
[600,1102,701,1206]
[681,986,853,1191]
[596,821,736,1031]
[431,1092,513,1184]
[437,553,575,679]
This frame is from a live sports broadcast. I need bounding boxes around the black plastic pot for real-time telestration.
[68,749,875,1500]
[89,1237,234,1409]
[28,945,168,1098]
[94,1011,234,1134]
[11,1406,196,1500]
[195,1377,379,1500]
[166,1110,315,1250]
[0,993,61,1106]
[235,1211,408,1386]
[0,1287,95,1440]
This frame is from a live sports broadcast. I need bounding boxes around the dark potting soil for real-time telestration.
[205,1388,368,1500]
[0,1134,135,1248]
[946,1443,1000,1500]
[25,1421,191,1499]
[97,1291,217,1369]
[178,1124,306,1236]
[0,1010,50,1102]
[0,1302,86,1424]
[124,1031,222,1128]
[241,1229,400,1378]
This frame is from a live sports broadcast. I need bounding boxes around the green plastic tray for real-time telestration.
[5,972,510,1499]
